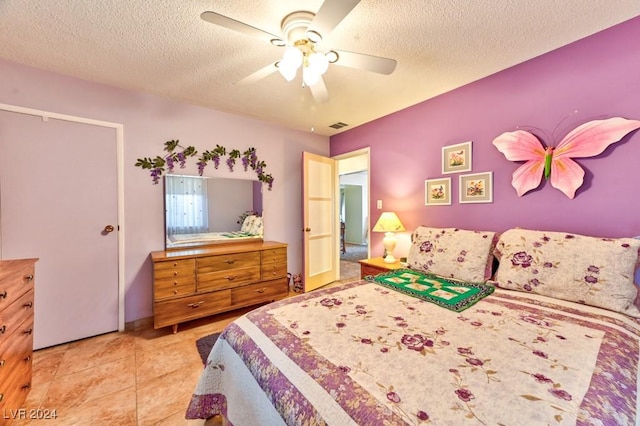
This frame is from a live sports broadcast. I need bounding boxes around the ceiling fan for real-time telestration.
[200,0,397,103]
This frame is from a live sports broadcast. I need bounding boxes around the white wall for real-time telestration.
[0,58,329,322]
[207,177,254,232]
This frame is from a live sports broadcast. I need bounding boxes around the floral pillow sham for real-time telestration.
[240,215,263,236]
[491,228,640,317]
[407,226,498,282]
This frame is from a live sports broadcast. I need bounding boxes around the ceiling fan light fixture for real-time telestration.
[276,60,297,82]
[302,66,321,87]
[270,38,286,47]
[282,46,303,68]
[307,51,329,75]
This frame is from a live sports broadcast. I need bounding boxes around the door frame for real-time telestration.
[334,147,371,262]
[0,102,125,332]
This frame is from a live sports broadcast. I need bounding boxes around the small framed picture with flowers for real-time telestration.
[442,141,472,174]
[459,171,493,203]
[425,177,451,206]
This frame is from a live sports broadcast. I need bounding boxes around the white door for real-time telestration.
[0,111,119,349]
[302,152,338,291]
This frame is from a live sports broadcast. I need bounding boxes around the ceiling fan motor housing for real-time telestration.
[281,11,317,44]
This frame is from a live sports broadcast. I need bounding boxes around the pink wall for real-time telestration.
[331,17,640,259]
[0,59,329,322]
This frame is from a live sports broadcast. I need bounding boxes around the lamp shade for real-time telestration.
[372,212,405,233]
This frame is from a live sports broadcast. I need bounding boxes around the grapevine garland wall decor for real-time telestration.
[135,139,274,189]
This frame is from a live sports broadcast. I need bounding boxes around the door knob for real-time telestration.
[304,228,311,232]
[103,225,115,233]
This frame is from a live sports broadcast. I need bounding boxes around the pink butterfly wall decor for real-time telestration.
[492,117,640,199]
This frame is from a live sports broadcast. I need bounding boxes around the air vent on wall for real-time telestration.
[329,122,349,129]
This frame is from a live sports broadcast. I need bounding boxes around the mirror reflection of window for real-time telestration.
[165,175,209,236]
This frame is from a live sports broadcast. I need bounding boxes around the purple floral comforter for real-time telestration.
[186,280,640,425]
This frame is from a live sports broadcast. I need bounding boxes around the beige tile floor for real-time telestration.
[10,274,361,426]
[10,306,254,426]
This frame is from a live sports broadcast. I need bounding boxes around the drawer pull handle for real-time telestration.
[0,290,6,299]
[24,328,33,335]
[174,290,178,294]
[226,260,235,264]
[188,301,204,308]
[0,359,5,367]
[24,355,31,362]
[24,301,33,308]
[173,271,178,276]
[0,393,3,402]
[25,274,34,281]
[21,383,31,391]
[173,262,178,267]
[225,275,236,281]
[255,288,266,294]
[0,325,5,334]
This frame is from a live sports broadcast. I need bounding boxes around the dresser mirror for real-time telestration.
[164,175,263,249]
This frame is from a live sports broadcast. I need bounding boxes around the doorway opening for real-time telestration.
[334,148,370,282]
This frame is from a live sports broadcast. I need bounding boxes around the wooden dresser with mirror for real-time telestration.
[154,174,288,332]
[151,241,288,333]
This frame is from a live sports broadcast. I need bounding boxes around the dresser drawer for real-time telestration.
[153,259,195,280]
[154,278,196,301]
[0,317,33,411]
[197,252,260,274]
[261,262,287,281]
[0,290,34,338]
[261,247,287,265]
[154,258,195,271]
[198,267,260,292]
[0,263,35,309]
[154,290,231,329]
[231,279,288,307]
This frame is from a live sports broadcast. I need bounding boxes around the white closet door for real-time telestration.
[0,111,119,349]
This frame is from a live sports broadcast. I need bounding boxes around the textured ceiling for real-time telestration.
[0,1,638,136]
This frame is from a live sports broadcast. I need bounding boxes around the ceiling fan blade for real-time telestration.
[306,0,361,39]
[201,11,283,44]
[235,63,279,85]
[309,77,329,103]
[332,50,397,75]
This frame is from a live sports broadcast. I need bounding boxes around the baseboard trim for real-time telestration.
[125,316,153,332]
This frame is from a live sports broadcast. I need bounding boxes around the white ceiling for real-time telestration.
[0,1,638,136]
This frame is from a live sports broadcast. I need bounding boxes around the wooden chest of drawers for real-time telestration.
[151,241,287,332]
[0,258,37,414]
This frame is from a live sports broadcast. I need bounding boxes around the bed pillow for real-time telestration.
[407,227,498,282]
[250,215,263,236]
[492,228,640,317]
[241,214,263,236]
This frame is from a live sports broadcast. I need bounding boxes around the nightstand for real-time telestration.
[359,257,404,279]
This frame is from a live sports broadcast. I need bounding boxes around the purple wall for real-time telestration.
[331,17,640,258]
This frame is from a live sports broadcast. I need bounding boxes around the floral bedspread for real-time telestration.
[186,280,640,425]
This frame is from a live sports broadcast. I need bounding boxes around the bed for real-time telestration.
[166,214,263,248]
[186,227,640,425]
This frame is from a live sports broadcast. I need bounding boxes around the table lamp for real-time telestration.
[372,212,405,263]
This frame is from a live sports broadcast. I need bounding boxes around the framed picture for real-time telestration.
[442,141,472,174]
[459,172,493,203]
[425,177,452,205]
